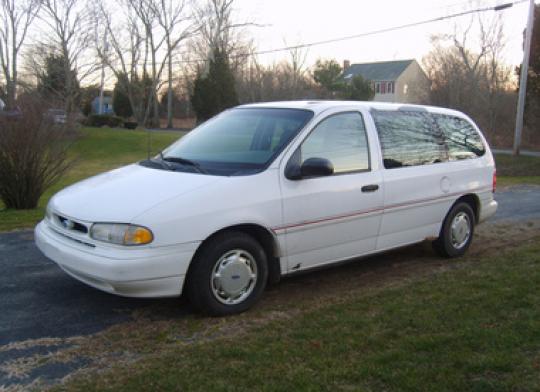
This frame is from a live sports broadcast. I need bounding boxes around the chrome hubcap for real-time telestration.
[211,249,258,305]
[450,212,471,249]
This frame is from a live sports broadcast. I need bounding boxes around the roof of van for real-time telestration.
[237,100,465,117]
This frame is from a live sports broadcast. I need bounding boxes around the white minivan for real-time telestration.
[35,101,498,315]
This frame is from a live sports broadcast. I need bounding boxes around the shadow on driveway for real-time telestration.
[0,230,187,347]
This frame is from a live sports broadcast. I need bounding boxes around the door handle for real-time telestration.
[361,184,379,193]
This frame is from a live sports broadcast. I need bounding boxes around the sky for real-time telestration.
[231,0,535,68]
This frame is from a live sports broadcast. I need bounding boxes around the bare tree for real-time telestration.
[283,43,308,98]
[40,0,94,112]
[193,0,234,58]
[186,0,276,109]
[0,0,40,108]
[423,14,514,144]
[94,0,147,123]
[126,0,163,126]
[153,0,197,129]
[95,0,196,128]
[188,0,258,73]
[235,56,316,103]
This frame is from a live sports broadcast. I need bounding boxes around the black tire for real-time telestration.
[186,231,268,316]
[433,202,475,258]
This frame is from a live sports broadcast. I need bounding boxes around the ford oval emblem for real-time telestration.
[62,219,75,230]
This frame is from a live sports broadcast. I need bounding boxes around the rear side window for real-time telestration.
[371,110,446,169]
[433,114,485,160]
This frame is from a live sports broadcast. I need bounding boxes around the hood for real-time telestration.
[50,164,222,222]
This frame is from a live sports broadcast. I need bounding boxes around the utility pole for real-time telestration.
[513,0,536,156]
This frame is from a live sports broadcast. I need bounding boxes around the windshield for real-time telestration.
[158,108,313,176]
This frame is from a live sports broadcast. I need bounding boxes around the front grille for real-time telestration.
[54,214,89,234]
[50,227,96,248]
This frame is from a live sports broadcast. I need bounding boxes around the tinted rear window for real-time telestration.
[371,110,446,169]
[433,114,485,160]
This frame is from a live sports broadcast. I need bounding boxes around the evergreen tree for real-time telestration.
[37,53,80,108]
[113,73,133,118]
[112,72,157,124]
[191,48,238,121]
[79,85,101,116]
[312,59,344,94]
[341,75,375,101]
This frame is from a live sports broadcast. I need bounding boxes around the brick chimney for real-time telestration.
[343,59,351,71]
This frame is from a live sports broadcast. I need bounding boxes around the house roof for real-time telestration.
[343,59,415,81]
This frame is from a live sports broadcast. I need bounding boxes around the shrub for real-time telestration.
[0,99,78,209]
[85,114,123,128]
[124,121,138,130]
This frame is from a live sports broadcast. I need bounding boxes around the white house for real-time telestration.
[343,59,429,103]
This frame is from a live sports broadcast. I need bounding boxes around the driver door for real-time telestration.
[278,110,383,272]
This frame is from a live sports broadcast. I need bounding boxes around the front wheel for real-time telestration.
[186,231,268,316]
[433,202,475,258]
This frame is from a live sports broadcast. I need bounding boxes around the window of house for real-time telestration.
[300,112,370,174]
[381,82,387,94]
[388,82,394,94]
[375,83,380,93]
[372,110,447,169]
[433,114,485,160]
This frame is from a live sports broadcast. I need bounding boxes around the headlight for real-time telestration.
[90,223,153,246]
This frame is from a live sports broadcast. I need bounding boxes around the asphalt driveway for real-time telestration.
[0,185,539,388]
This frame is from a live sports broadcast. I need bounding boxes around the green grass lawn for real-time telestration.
[61,239,540,392]
[0,128,182,232]
[495,153,540,186]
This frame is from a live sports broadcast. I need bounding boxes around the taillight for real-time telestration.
[492,170,497,193]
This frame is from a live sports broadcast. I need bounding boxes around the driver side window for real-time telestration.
[300,112,370,174]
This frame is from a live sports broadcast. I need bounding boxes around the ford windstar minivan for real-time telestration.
[35,101,497,315]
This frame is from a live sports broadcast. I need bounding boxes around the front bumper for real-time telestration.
[35,221,199,298]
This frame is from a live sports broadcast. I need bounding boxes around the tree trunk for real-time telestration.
[167,50,173,129]
[153,90,160,128]
[5,79,15,109]
[150,39,160,128]
[8,38,17,108]
[63,45,73,113]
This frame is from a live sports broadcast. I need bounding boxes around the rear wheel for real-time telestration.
[433,202,475,258]
[187,231,268,316]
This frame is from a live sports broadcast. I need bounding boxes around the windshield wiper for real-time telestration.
[161,155,207,174]
[140,152,173,170]
[157,151,173,170]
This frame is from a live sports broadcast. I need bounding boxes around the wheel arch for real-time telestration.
[188,223,282,285]
[454,193,480,223]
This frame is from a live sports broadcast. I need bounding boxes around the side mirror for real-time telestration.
[284,150,334,180]
[300,157,334,178]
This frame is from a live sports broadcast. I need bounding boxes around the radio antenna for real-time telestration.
[147,125,152,159]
